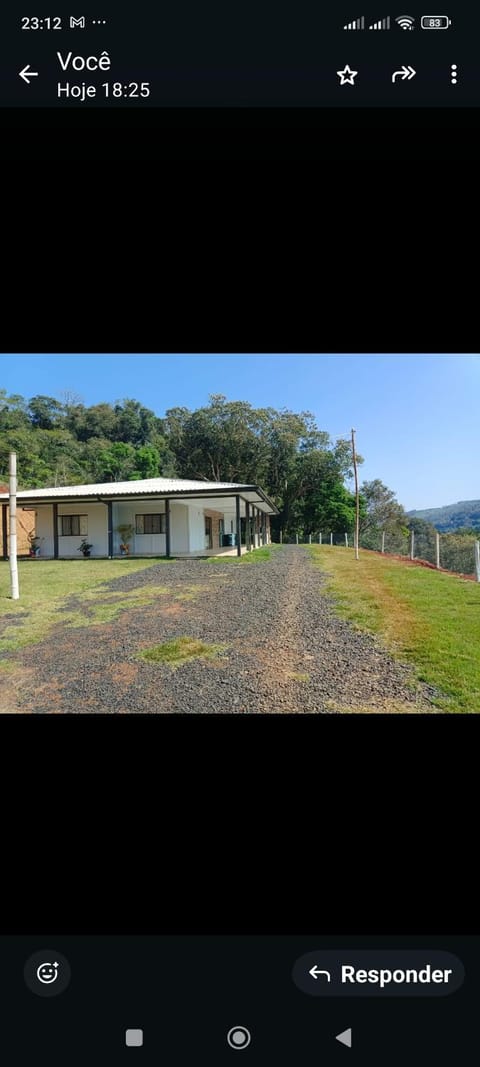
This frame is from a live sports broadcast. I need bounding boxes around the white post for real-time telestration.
[330,532,333,546]
[319,532,322,545]
[296,533,299,545]
[308,533,312,544]
[345,532,348,548]
[9,452,19,600]
[381,531,385,554]
[436,532,440,570]
[410,530,415,560]
[475,541,480,582]
[351,427,360,562]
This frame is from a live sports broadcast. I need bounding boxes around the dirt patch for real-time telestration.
[108,662,140,686]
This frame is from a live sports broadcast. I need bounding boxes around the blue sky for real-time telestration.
[1,354,478,510]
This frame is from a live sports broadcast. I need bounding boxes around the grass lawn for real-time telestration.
[205,545,283,564]
[0,559,169,659]
[309,546,480,713]
[137,636,228,668]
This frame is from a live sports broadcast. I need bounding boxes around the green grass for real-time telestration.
[137,636,228,667]
[0,559,165,657]
[309,545,480,713]
[204,545,283,564]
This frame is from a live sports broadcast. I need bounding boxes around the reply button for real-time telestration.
[292,950,465,996]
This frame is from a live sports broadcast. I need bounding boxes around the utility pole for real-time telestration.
[351,428,360,561]
[9,452,19,599]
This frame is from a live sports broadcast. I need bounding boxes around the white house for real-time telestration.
[0,478,278,559]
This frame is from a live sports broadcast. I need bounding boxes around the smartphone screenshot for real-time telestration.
[0,6,475,107]
[1,352,478,1067]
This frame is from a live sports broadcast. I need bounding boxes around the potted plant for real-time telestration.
[117,524,134,556]
[78,538,93,557]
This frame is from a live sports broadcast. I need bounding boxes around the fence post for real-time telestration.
[319,532,322,545]
[410,530,415,560]
[330,533,333,546]
[475,540,480,582]
[296,533,299,545]
[309,533,312,544]
[280,529,283,544]
[381,531,385,554]
[345,532,348,548]
[436,532,440,570]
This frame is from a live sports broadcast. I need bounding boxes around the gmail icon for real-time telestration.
[70,16,86,28]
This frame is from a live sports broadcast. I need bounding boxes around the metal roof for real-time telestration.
[0,477,279,513]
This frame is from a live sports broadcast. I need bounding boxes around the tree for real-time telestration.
[359,479,409,550]
[27,395,64,430]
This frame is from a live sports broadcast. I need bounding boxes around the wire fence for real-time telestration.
[278,529,480,580]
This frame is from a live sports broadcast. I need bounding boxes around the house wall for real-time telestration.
[113,500,189,555]
[171,502,189,553]
[187,505,207,552]
[35,506,54,555]
[58,503,108,557]
[114,501,165,555]
[33,503,108,556]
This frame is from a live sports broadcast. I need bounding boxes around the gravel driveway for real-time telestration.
[2,546,441,713]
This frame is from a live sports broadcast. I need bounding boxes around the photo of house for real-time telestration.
[0,478,277,559]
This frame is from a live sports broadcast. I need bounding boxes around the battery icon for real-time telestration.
[420,15,451,28]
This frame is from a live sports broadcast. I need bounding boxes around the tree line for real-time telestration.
[0,388,432,545]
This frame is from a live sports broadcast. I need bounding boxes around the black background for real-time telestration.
[1,105,479,158]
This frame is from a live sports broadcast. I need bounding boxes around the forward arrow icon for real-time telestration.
[392,65,416,82]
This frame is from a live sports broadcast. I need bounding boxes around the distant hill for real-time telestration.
[407,500,480,532]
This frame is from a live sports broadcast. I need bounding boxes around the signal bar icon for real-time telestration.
[369,15,391,27]
[344,15,365,29]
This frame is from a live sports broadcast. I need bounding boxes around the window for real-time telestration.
[60,515,87,536]
[135,514,165,534]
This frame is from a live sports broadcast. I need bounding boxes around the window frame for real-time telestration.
[135,513,166,535]
[60,515,88,536]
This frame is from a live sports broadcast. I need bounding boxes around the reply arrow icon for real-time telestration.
[19,65,39,84]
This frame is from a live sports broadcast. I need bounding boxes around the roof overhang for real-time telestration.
[1,485,279,514]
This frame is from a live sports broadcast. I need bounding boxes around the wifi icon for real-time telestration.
[396,15,415,29]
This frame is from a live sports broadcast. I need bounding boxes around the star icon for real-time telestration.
[337,64,358,85]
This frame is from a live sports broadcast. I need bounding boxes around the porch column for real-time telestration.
[245,500,251,551]
[53,502,59,559]
[2,503,7,559]
[235,494,241,557]
[262,513,266,546]
[165,498,171,558]
[107,501,113,558]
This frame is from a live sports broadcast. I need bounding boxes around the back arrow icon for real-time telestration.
[392,65,416,82]
[309,966,331,980]
[19,65,39,84]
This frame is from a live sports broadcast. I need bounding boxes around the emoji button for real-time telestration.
[24,950,71,997]
[37,962,59,984]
